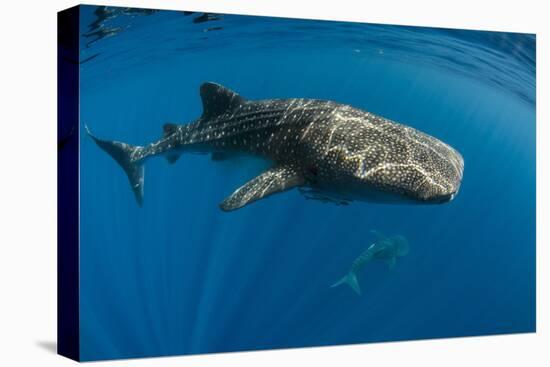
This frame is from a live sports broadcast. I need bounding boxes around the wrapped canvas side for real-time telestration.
[57,5,80,362]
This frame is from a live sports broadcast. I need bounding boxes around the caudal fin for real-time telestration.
[85,126,145,206]
[330,272,361,295]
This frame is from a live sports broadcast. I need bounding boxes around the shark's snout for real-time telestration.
[416,143,464,204]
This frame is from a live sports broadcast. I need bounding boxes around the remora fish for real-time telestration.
[331,230,410,295]
[87,82,464,210]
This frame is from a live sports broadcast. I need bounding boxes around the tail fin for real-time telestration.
[330,272,361,295]
[85,126,145,206]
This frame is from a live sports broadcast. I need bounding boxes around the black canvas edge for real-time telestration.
[57,5,81,362]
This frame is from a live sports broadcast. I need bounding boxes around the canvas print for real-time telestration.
[57,4,536,362]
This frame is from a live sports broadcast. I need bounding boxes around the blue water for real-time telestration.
[77,5,536,361]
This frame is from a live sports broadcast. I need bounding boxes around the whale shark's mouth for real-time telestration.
[429,192,456,204]
[420,183,461,203]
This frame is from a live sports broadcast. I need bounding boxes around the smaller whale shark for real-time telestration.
[331,230,409,295]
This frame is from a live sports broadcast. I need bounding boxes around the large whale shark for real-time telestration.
[331,230,410,295]
[87,82,464,211]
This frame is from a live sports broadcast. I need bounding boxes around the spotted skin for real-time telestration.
[87,82,464,211]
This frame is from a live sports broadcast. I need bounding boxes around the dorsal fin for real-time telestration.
[162,123,178,138]
[200,82,244,120]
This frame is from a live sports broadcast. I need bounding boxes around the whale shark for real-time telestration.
[87,82,464,211]
[330,230,410,295]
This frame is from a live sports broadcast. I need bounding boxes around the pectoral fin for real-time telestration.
[386,257,396,270]
[220,165,304,211]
